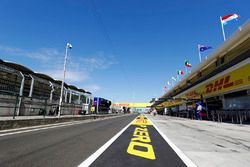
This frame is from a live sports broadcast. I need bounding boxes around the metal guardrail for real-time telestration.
[214,109,250,124]
[165,109,250,124]
[0,91,87,119]
[0,104,88,119]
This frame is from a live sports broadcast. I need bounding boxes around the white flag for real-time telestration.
[171,77,176,81]
[167,81,171,86]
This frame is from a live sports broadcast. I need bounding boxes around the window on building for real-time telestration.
[220,56,225,64]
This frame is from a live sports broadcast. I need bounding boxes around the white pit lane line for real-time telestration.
[78,114,197,167]
[147,116,197,167]
[78,120,132,167]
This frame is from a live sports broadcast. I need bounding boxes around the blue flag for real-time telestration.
[198,44,212,52]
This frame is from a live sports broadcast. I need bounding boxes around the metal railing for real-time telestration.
[166,109,250,124]
[0,91,89,119]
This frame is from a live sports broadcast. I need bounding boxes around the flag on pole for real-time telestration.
[177,70,184,75]
[171,76,176,81]
[221,14,240,26]
[184,61,192,68]
[163,86,168,92]
[198,44,212,52]
[198,44,212,62]
[67,43,73,49]
[220,13,240,41]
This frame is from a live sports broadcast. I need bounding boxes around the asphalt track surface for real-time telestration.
[90,115,187,167]
[0,114,188,167]
[0,114,137,167]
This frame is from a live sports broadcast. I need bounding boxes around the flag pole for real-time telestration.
[198,44,202,63]
[220,16,226,41]
[185,66,188,75]
[236,20,242,31]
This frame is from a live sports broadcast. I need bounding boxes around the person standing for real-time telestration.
[196,103,202,120]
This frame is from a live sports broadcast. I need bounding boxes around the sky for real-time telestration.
[0,0,249,103]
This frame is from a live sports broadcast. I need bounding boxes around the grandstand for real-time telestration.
[0,60,92,116]
[152,21,250,124]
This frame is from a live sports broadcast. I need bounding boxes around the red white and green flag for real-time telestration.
[185,61,192,68]
[177,70,184,75]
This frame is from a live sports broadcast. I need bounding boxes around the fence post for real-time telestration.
[44,99,47,119]
[231,110,234,123]
[239,110,242,125]
[13,94,19,119]
[217,112,220,122]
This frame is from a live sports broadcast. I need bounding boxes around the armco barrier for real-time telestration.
[0,114,121,130]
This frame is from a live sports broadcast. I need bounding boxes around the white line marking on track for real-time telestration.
[0,115,128,136]
[0,121,85,137]
[78,120,132,167]
[0,121,82,133]
[147,115,197,167]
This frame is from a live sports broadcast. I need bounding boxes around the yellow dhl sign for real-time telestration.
[157,99,185,108]
[112,103,150,108]
[127,115,156,160]
[177,63,250,99]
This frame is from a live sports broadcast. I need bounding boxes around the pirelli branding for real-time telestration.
[127,115,156,160]
[90,114,188,167]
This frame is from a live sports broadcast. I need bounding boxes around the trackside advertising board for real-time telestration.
[158,63,250,108]
[177,63,250,100]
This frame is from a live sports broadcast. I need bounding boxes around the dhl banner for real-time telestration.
[156,63,250,109]
[157,99,185,108]
[177,63,250,99]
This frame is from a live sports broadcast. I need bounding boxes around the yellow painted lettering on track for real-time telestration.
[131,114,152,126]
[127,114,156,160]
[134,129,149,137]
[132,135,151,143]
[127,141,156,160]
[134,127,148,132]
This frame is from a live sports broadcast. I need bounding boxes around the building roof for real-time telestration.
[153,20,250,107]
[68,85,79,91]
[34,72,55,82]
[0,59,92,95]
[1,60,34,74]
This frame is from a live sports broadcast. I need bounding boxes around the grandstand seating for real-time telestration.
[0,60,92,116]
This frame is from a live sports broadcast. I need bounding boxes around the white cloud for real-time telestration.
[0,45,22,54]
[0,44,118,93]
[0,45,60,62]
[42,69,89,83]
[26,48,61,61]
[0,45,118,72]
[84,84,101,92]
[79,52,118,71]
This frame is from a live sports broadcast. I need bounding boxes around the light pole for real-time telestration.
[58,43,72,117]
